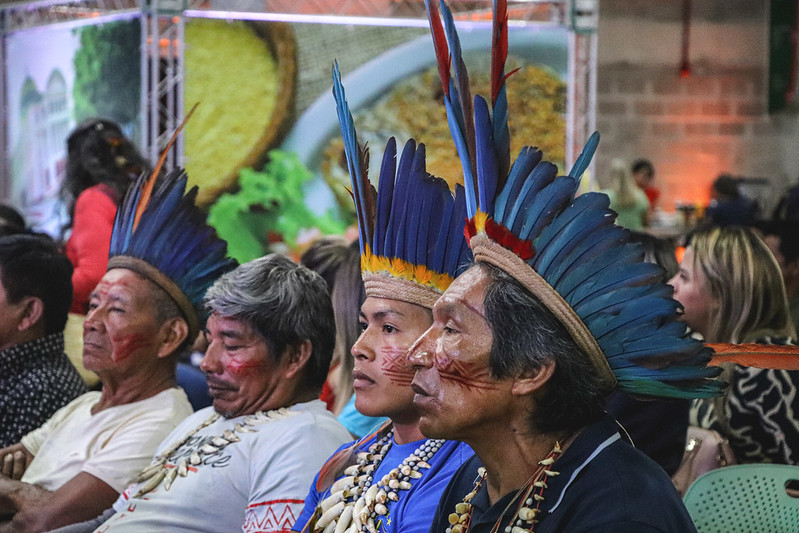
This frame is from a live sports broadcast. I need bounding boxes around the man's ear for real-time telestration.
[282,340,313,380]
[17,297,44,333]
[511,360,556,397]
[157,317,189,359]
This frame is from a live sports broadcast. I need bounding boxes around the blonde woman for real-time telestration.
[669,225,798,464]
[602,158,650,230]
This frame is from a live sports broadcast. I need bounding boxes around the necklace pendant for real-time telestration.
[177,457,188,477]
[134,461,165,483]
[163,466,178,490]
[134,468,166,498]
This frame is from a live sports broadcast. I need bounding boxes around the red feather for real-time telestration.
[133,102,198,230]
[491,0,508,105]
[485,218,535,260]
[426,0,451,98]
[707,343,799,370]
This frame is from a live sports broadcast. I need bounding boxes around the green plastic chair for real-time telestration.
[683,464,799,533]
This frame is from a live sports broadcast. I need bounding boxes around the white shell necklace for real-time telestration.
[313,429,445,533]
[131,407,297,498]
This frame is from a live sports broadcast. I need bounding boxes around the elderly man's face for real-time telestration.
[200,312,285,418]
[83,269,167,372]
[409,267,512,441]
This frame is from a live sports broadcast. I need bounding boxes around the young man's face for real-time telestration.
[350,296,432,425]
[409,267,512,442]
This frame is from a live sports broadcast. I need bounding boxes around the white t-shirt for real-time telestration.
[97,400,352,533]
[21,388,193,493]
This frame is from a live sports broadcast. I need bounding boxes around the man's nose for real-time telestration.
[407,328,435,368]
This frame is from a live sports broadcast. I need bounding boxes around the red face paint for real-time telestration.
[225,357,269,377]
[381,346,415,386]
[438,359,498,390]
[110,332,153,362]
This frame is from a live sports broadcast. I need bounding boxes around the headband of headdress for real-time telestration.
[331,62,472,309]
[426,0,723,398]
[108,127,237,343]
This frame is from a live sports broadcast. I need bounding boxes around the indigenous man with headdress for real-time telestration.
[0,169,235,532]
[407,1,725,531]
[291,63,474,533]
[66,253,352,533]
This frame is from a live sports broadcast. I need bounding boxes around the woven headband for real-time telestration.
[107,255,200,343]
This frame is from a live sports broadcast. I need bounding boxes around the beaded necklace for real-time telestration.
[131,407,297,498]
[446,441,563,533]
[313,428,445,533]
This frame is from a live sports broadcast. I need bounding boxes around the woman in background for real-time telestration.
[602,158,650,230]
[669,225,798,464]
[62,118,149,313]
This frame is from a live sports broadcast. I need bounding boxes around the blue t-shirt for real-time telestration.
[294,433,472,533]
[431,415,697,533]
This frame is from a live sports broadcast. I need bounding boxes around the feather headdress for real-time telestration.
[108,119,237,342]
[331,62,472,308]
[425,0,723,398]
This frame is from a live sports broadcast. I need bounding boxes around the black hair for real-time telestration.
[479,262,605,434]
[0,234,73,334]
[61,118,149,233]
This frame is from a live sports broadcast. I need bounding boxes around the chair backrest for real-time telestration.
[683,464,799,533]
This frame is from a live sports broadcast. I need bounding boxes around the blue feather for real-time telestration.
[374,138,397,252]
[492,84,511,187]
[440,0,475,177]
[474,96,497,213]
[533,195,614,276]
[517,176,579,241]
[332,62,373,253]
[591,297,681,341]
[541,221,630,291]
[578,284,672,324]
[567,262,665,310]
[430,185,456,273]
[568,131,600,179]
[502,160,558,233]
[556,227,631,298]
[383,139,417,256]
[533,192,610,267]
[444,95,478,216]
[493,147,542,220]
[443,184,469,275]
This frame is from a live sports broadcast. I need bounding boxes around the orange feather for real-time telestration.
[133,102,199,230]
[707,343,799,370]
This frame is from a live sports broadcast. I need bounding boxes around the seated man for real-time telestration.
[64,254,351,532]
[0,233,87,449]
[0,169,236,532]
[410,3,722,530]
[292,69,473,533]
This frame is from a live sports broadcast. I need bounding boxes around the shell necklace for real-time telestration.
[313,429,445,533]
[447,441,563,533]
[131,407,297,498]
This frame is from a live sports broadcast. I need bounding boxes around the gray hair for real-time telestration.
[204,254,336,390]
[478,262,605,434]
